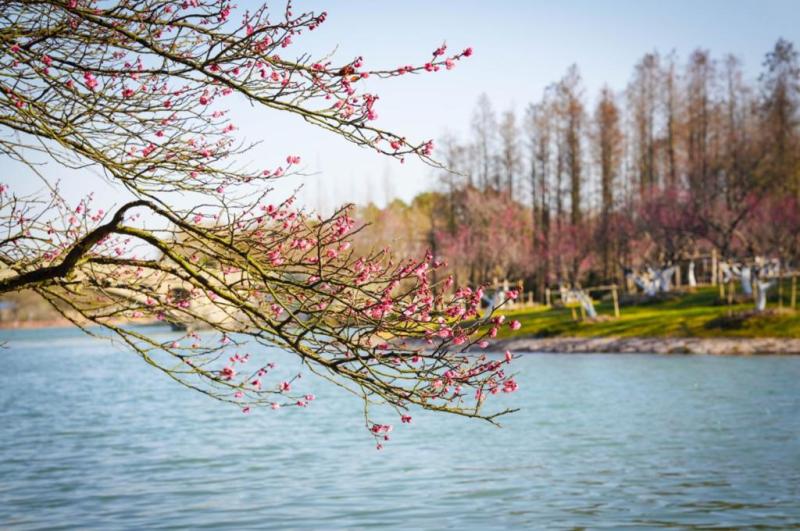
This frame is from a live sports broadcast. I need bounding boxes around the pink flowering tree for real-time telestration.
[436,187,532,286]
[0,0,517,447]
[636,186,701,264]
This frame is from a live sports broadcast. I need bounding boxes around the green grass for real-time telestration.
[495,285,800,339]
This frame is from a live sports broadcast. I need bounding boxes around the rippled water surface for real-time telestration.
[1,326,799,529]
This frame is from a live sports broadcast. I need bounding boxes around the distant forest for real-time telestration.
[354,39,800,298]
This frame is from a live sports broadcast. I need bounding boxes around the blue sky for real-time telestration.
[4,1,800,211]
[235,0,800,210]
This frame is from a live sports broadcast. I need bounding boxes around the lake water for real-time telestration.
[1,326,799,529]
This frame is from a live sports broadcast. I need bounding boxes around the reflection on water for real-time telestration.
[1,327,799,529]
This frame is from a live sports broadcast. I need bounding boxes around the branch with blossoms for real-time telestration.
[2,185,520,446]
[0,0,472,199]
[0,0,516,447]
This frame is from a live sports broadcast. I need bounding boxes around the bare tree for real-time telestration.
[593,86,623,278]
[499,109,521,198]
[686,49,716,198]
[662,52,681,188]
[471,93,498,190]
[629,53,661,195]
[556,65,585,226]
[760,38,800,196]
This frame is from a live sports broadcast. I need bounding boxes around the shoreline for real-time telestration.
[0,319,77,330]
[3,320,800,355]
[0,319,160,330]
[493,336,800,355]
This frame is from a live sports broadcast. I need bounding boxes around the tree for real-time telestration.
[471,93,498,190]
[661,52,681,188]
[525,98,554,299]
[685,49,716,197]
[760,38,800,196]
[0,1,518,447]
[628,52,660,195]
[557,65,585,226]
[499,109,521,198]
[592,86,623,279]
[435,187,532,286]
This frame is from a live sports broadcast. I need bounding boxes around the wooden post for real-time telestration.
[791,274,797,310]
[711,249,718,286]
[612,284,620,319]
[719,274,725,300]
[675,263,682,289]
[545,288,551,307]
[754,280,759,308]
[779,270,784,310]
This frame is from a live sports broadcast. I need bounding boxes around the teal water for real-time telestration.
[1,326,799,529]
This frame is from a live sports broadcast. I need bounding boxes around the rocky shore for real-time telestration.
[493,336,800,355]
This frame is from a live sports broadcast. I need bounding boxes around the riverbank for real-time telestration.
[4,287,800,354]
[0,318,77,329]
[483,286,800,354]
[493,335,800,355]
[496,287,800,341]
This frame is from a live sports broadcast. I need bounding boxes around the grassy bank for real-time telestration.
[496,286,800,339]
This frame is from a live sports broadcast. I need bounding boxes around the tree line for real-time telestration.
[357,39,800,298]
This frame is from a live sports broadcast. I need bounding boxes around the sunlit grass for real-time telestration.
[496,285,800,339]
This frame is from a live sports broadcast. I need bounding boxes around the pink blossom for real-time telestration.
[83,71,98,90]
[503,379,519,393]
[509,320,521,330]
